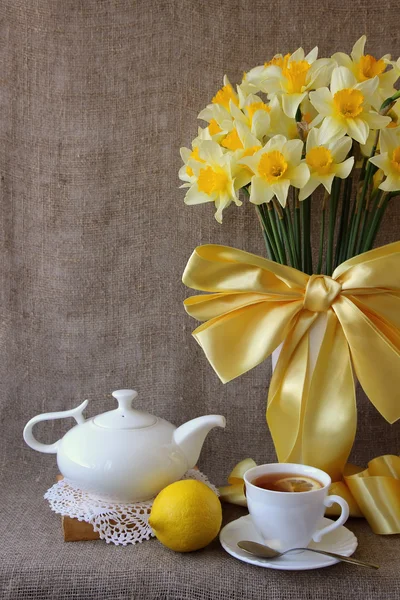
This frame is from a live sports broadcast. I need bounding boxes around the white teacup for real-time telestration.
[244,463,349,552]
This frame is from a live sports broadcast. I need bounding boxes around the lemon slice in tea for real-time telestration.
[274,476,321,492]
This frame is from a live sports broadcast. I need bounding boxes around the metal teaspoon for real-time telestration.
[237,540,379,569]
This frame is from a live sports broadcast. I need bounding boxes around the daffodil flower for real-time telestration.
[332,36,398,111]
[298,127,354,200]
[197,75,239,138]
[239,135,309,207]
[178,128,213,185]
[229,93,271,141]
[369,128,400,192]
[242,47,334,118]
[309,66,391,145]
[183,140,252,223]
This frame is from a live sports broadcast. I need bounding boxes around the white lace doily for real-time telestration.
[44,470,219,546]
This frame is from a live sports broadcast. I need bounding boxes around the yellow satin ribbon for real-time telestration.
[183,242,400,491]
[219,456,400,534]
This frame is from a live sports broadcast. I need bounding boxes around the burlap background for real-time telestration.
[0,1,399,598]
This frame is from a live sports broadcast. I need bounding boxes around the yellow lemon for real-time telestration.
[149,480,222,552]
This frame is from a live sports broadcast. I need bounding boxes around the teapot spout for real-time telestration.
[173,415,226,469]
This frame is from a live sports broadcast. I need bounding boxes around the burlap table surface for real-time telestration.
[0,1,399,598]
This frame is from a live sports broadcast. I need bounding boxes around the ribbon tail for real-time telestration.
[267,311,318,464]
[303,310,357,482]
[345,456,400,534]
[334,295,400,424]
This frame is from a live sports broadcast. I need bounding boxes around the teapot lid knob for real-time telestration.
[112,389,138,411]
[93,389,157,429]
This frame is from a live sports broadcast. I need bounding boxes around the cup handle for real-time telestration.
[312,495,350,543]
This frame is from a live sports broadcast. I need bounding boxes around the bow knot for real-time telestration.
[303,275,342,312]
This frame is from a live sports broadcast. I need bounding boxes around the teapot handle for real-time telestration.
[23,400,88,454]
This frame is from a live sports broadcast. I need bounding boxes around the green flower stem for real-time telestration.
[357,188,380,252]
[243,187,277,261]
[301,197,312,275]
[335,175,352,268]
[317,192,327,274]
[284,201,300,269]
[326,178,340,276]
[273,199,294,266]
[255,205,276,261]
[355,183,375,255]
[347,161,376,259]
[267,202,286,265]
[294,193,302,268]
[380,89,400,112]
[362,192,390,252]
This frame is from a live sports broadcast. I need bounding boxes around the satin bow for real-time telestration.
[182,242,400,484]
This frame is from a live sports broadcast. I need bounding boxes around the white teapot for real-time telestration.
[23,389,226,502]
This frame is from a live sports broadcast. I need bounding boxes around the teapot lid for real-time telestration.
[93,390,157,430]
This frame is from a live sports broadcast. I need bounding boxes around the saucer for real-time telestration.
[219,515,358,571]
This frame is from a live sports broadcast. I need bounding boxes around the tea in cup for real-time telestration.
[244,463,349,552]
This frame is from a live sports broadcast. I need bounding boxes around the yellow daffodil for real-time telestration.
[239,135,309,207]
[197,102,232,141]
[309,66,391,145]
[183,140,251,223]
[332,36,398,110]
[197,76,239,138]
[242,47,334,118]
[229,93,271,141]
[298,127,354,200]
[266,97,301,140]
[369,128,400,192]
[178,128,213,185]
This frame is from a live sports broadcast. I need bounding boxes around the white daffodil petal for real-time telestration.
[356,76,379,100]
[351,35,366,63]
[369,153,389,170]
[290,163,310,189]
[331,52,354,70]
[180,147,191,162]
[265,135,287,152]
[198,140,224,163]
[330,136,353,162]
[305,46,319,64]
[272,180,290,207]
[331,66,357,95]
[363,111,391,130]
[380,175,400,192]
[309,88,333,116]
[298,178,321,201]
[318,116,347,144]
[178,165,191,182]
[250,176,274,204]
[184,185,213,205]
[234,169,253,190]
[284,139,304,164]
[252,110,271,140]
[235,120,260,148]
[198,106,214,121]
[230,102,247,122]
[308,58,335,88]
[379,128,400,155]
[282,92,307,118]
[238,155,259,174]
[290,47,305,62]
[347,117,369,145]
[214,196,228,224]
[306,127,320,152]
[334,156,354,179]
[319,173,335,193]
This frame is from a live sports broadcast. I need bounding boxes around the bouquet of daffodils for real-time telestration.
[179,37,400,275]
